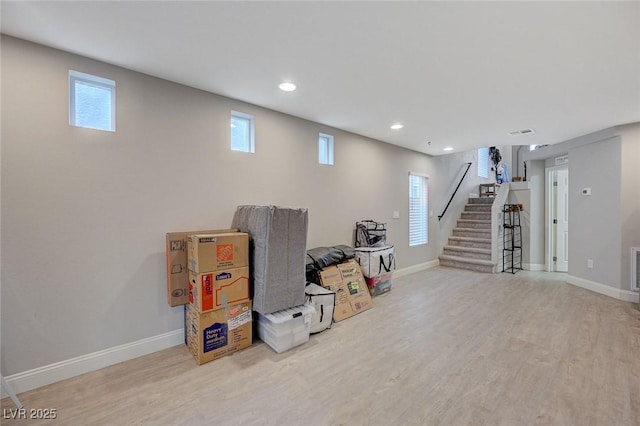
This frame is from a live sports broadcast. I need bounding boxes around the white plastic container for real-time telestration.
[257,304,315,353]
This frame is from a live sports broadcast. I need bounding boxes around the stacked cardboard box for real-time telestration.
[186,232,252,365]
[165,228,236,307]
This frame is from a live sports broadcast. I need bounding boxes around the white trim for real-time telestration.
[545,164,569,272]
[393,259,439,279]
[523,263,545,271]
[408,171,429,178]
[632,247,639,291]
[1,329,184,398]
[69,69,116,132]
[566,275,639,303]
[230,110,255,153]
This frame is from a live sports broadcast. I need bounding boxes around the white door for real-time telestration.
[553,169,569,272]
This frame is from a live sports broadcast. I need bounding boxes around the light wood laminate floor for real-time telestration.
[2,267,639,425]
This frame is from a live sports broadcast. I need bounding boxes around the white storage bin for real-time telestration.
[257,304,315,353]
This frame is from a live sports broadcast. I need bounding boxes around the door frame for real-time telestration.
[545,164,569,272]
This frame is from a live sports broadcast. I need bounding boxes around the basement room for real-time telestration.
[1,1,639,425]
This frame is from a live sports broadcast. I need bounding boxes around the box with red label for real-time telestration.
[165,228,237,307]
[318,259,373,322]
[188,233,249,274]
[189,266,250,313]
[186,301,252,365]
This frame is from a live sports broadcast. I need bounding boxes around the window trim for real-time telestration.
[318,132,334,165]
[478,147,489,178]
[69,70,116,132]
[408,172,429,247]
[230,110,255,153]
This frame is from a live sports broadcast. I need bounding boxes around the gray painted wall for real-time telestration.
[523,124,639,291]
[618,123,640,291]
[1,36,446,375]
[568,138,622,288]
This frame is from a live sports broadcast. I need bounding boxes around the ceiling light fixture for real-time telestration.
[279,82,296,92]
[508,128,536,136]
[390,124,403,130]
[443,147,453,151]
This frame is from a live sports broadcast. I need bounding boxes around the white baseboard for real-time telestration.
[523,263,546,271]
[393,259,439,279]
[2,329,184,398]
[566,275,639,303]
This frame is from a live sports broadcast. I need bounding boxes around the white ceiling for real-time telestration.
[2,1,639,155]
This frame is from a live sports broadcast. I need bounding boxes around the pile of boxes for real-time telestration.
[185,232,252,365]
[164,209,392,364]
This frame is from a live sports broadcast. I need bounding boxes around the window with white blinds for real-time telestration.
[409,173,428,246]
[478,147,489,178]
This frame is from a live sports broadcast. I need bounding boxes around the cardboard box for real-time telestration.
[188,233,249,274]
[186,301,253,365]
[189,266,250,313]
[166,228,237,307]
[319,259,373,322]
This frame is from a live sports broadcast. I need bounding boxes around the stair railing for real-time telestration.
[438,162,472,221]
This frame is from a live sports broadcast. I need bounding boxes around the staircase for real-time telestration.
[439,197,496,273]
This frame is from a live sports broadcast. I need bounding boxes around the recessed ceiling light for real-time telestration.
[443,147,454,151]
[390,124,403,130]
[279,82,297,92]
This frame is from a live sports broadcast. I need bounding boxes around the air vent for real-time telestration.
[508,128,536,136]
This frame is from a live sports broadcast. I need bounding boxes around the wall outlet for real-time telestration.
[587,259,594,268]
[392,211,400,219]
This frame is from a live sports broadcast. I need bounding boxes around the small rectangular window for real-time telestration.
[478,147,489,178]
[318,133,334,165]
[230,111,255,153]
[409,173,429,246]
[69,70,116,132]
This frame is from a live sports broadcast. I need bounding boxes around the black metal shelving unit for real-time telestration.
[502,204,522,274]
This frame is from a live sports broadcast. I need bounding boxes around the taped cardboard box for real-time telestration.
[165,228,237,307]
[188,232,249,274]
[231,206,308,315]
[186,301,253,365]
[319,259,373,322]
[189,266,250,313]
